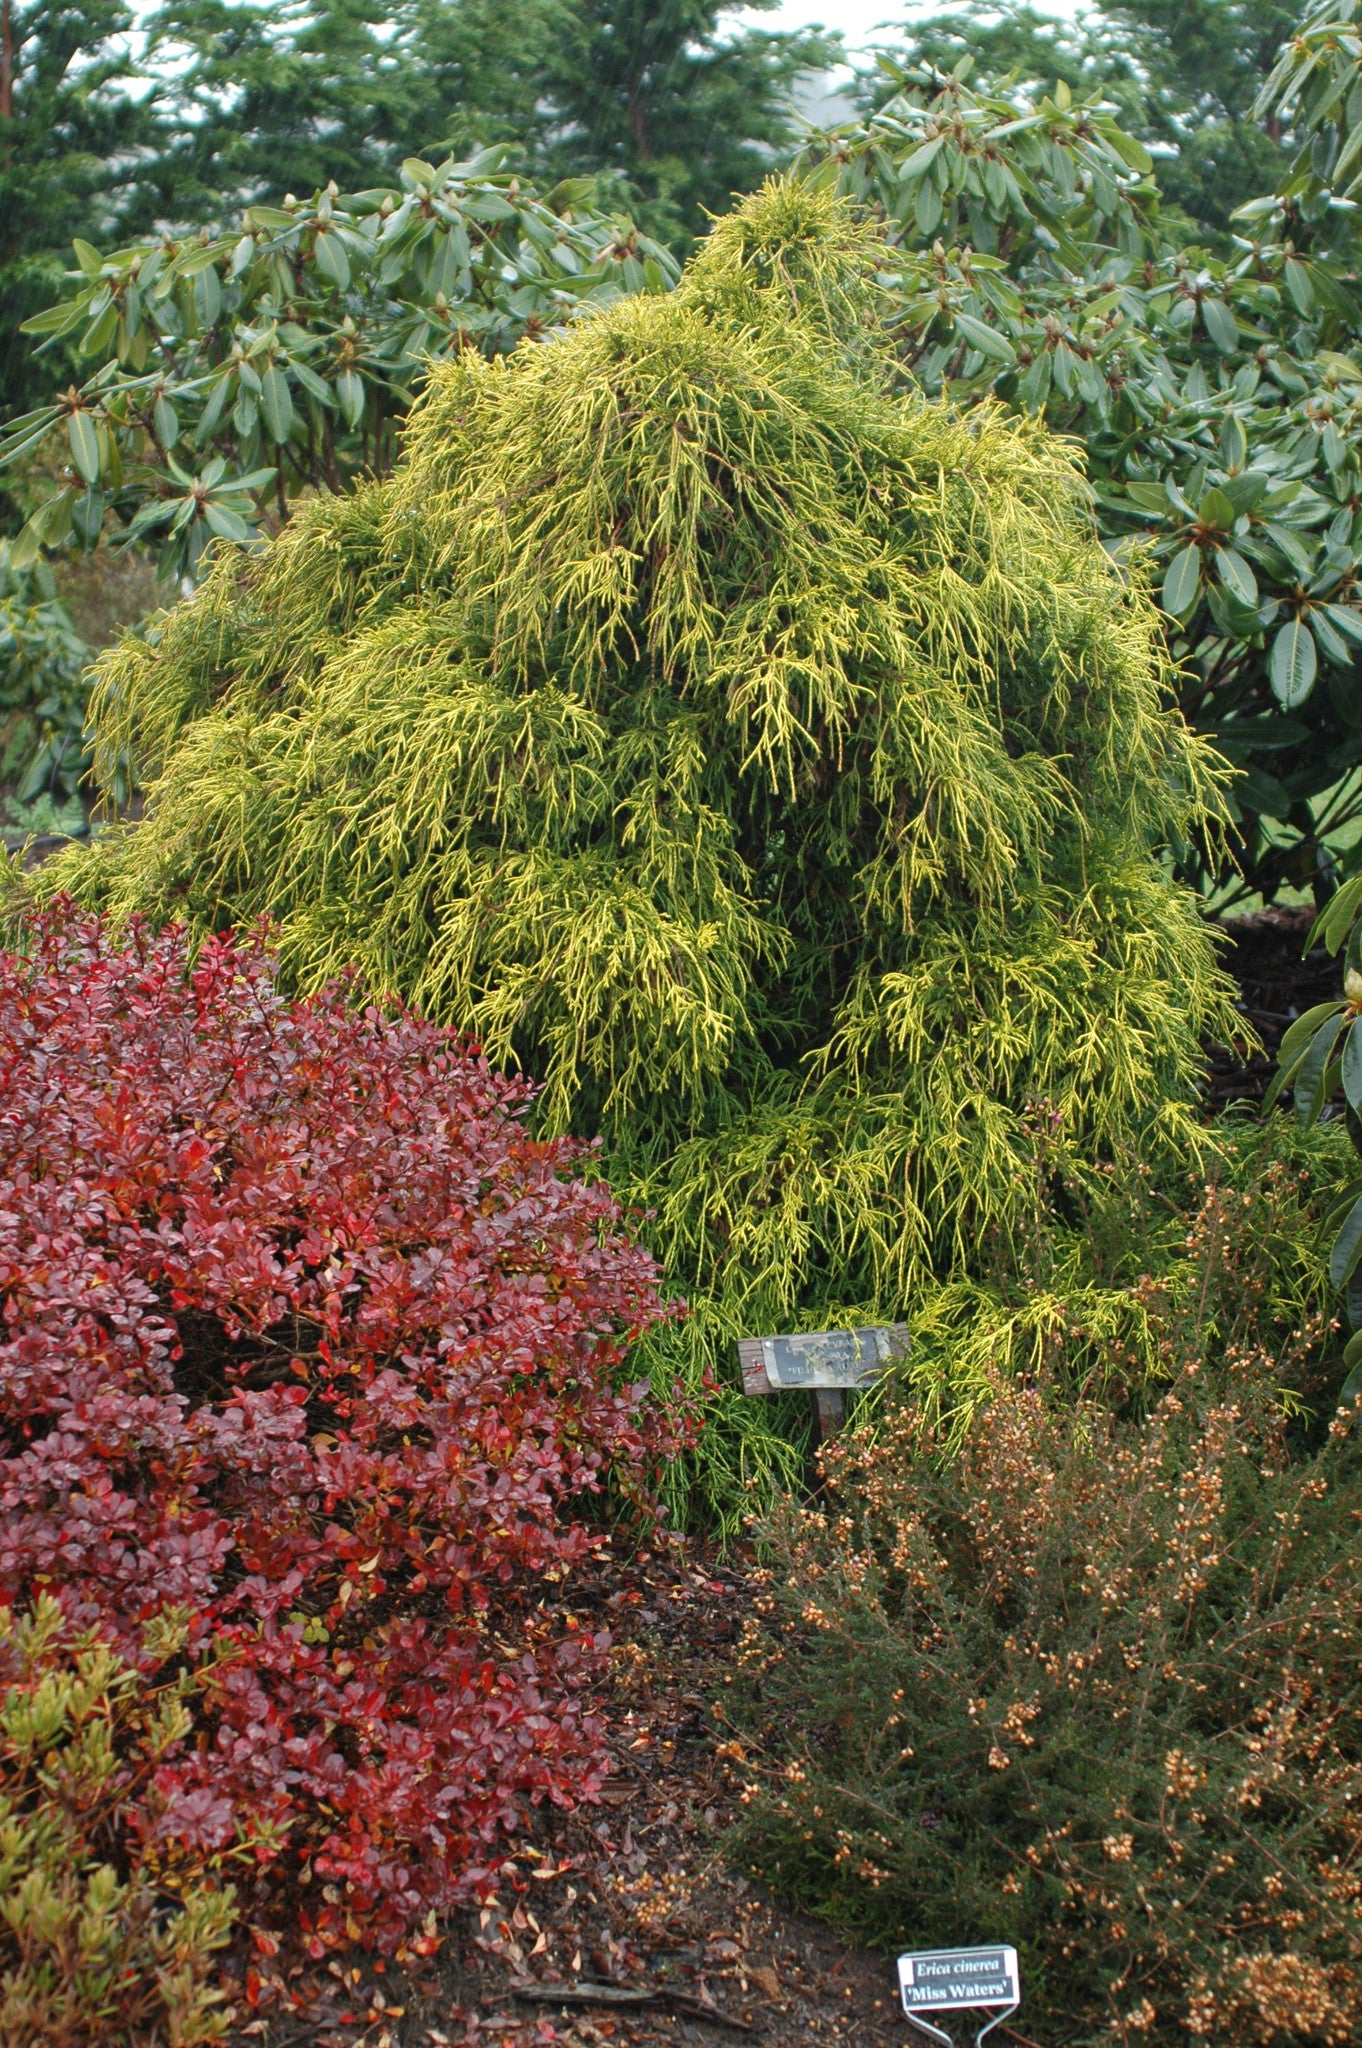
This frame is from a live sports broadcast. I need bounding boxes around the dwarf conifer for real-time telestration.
[35,181,1239,1513]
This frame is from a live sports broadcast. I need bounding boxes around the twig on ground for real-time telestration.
[509,1978,756,2032]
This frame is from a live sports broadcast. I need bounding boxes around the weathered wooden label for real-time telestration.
[737,1323,908,1394]
[897,1944,1020,2013]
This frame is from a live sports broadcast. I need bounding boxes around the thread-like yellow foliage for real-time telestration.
[34,181,1240,1515]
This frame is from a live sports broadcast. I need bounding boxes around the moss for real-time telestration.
[33,180,1242,1521]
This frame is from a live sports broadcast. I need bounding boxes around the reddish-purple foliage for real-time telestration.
[0,903,685,1952]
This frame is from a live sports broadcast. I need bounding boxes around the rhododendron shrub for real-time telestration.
[0,902,683,1951]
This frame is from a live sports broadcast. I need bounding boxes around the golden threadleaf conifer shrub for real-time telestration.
[30,180,1242,1517]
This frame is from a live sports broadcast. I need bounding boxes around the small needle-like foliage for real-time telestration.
[30,180,1241,1518]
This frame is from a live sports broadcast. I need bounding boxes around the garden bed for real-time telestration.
[226,1540,905,2048]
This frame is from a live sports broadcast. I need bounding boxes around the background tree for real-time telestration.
[795,52,1362,905]
[140,0,572,222]
[0,0,157,422]
[136,0,837,254]
[542,0,839,247]
[1100,0,1299,232]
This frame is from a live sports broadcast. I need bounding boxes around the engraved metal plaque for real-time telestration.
[897,1944,1020,2045]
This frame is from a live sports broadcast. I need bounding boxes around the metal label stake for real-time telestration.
[897,1944,1021,2048]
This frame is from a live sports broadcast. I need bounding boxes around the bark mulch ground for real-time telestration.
[225,1540,972,2048]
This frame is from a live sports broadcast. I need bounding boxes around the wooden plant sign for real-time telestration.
[736,1323,909,1437]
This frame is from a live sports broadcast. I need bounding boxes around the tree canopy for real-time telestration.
[140,0,574,221]
[0,1,156,415]
[542,0,838,246]
[793,30,1362,905]
[878,1,1299,239]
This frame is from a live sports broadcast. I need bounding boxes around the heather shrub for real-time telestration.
[0,902,683,1954]
[28,178,1239,1521]
[728,1157,1362,2046]
[0,1595,235,2048]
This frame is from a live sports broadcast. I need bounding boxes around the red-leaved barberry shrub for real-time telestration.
[0,902,686,1954]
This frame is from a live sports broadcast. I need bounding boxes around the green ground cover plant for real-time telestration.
[725,1120,1362,2045]
[19,179,1244,1518]
[0,1595,236,2048]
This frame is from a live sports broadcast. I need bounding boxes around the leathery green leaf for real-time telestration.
[1330,1192,1362,1289]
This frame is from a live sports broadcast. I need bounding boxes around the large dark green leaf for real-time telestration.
[1161,545,1201,617]
[313,231,351,290]
[1330,1191,1362,1288]
[1312,877,1362,953]
[336,371,364,428]
[953,312,1015,363]
[1278,999,1335,1064]
[203,503,254,542]
[260,367,294,445]
[66,412,100,486]
[1342,1019,1362,1111]
[1295,1008,1347,1128]
[1269,619,1318,707]
[1219,416,1248,470]
[1215,547,1258,607]
[1198,487,1238,531]
[1284,257,1316,315]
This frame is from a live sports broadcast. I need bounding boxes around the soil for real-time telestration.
[1204,905,1342,1113]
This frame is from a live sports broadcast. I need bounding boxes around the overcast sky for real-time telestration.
[736,1,1082,62]
[748,0,907,47]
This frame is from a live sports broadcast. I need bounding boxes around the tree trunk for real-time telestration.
[1,0,14,123]
[627,76,649,160]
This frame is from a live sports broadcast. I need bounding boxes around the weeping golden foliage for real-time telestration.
[32,180,1241,1518]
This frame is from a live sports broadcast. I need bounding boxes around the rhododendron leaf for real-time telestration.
[1329,1191,1362,1289]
